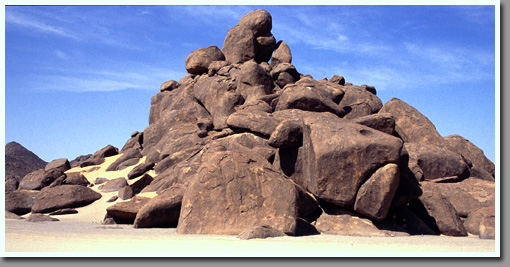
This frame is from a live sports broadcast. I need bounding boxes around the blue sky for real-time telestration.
[4,5,497,163]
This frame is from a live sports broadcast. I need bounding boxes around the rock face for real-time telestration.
[177,150,320,236]
[6,9,495,240]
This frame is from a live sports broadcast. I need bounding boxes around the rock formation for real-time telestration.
[5,9,496,240]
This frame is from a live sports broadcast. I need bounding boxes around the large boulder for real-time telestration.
[5,190,39,215]
[133,184,185,228]
[432,177,495,217]
[275,80,348,118]
[99,177,128,193]
[92,145,119,158]
[19,169,45,190]
[378,98,444,146]
[354,163,400,221]
[236,60,274,103]
[176,150,321,236]
[405,143,470,181]
[409,182,468,236]
[31,185,102,214]
[185,45,225,75]
[443,134,495,178]
[106,196,151,224]
[193,75,243,129]
[237,9,272,36]
[272,110,403,208]
[338,84,383,119]
[44,158,71,172]
[222,25,256,64]
[63,172,90,186]
[351,113,396,136]
[226,109,280,137]
[270,41,292,68]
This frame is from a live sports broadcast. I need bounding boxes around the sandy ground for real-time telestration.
[3,153,499,257]
[4,219,497,257]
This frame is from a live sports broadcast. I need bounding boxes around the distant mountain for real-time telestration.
[5,141,47,181]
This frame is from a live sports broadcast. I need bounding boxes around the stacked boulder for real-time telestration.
[6,157,101,218]
[116,9,495,238]
[5,9,495,240]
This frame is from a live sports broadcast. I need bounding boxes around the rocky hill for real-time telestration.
[5,9,495,240]
[5,141,47,182]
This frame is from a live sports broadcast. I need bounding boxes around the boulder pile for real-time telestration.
[6,9,495,240]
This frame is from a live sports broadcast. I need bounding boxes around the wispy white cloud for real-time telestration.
[31,66,186,93]
[5,11,80,40]
[53,50,69,60]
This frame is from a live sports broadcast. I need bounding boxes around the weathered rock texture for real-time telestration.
[5,9,495,240]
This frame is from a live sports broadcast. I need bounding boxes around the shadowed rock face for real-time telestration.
[5,142,47,182]
[6,9,495,240]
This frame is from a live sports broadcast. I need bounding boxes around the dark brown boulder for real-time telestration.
[270,41,292,68]
[329,75,345,85]
[99,177,128,193]
[338,84,383,119]
[275,81,348,118]
[185,45,225,75]
[193,75,243,129]
[121,131,143,153]
[238,225,286,240]
[432,177,495,217]
[443,134,495,178]
[255,32,277,63]
[19,169,45,190]
[5,190,39,215]
[127,162,155,180]
[238,9,272,36]
[176,150,320,236]
[226,109,280,137]
[44,158,71,172]
[222,25,256,64]
[105,148,142,172]
[63,172,90,186]
[160,80,179,92]
[40,169,66,189]
[378,98,444,146]
[464,205,495,236]
[352,113,396,136]
[268,119,303,149]
[31,185,102,214]
[272,110,403,208]
[410,182,468,236]
[93,145,119,159]
[236,60,274,103]
[118,186,133,200]
[354,163,400,221]
[405,143,470,181]
[129,174,154,195]
[133,185,185,228]
[79,157,105,168]
[106,196,151,224]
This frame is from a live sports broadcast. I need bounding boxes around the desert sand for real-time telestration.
[3,153,498,257]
